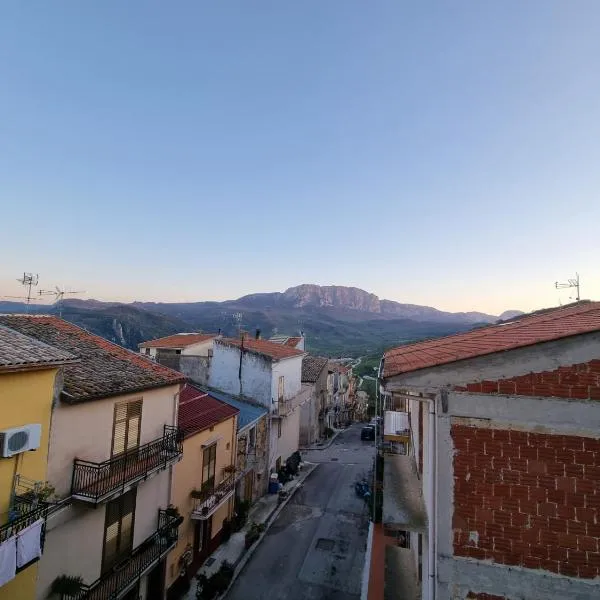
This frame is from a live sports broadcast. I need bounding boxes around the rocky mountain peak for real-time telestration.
[283,284,381,312]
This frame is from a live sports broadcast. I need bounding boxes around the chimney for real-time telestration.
[255,328,261,340]
[217,328,222,337]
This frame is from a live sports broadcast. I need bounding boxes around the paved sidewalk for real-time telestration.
[183,463,318,600]
[299,426,346,451]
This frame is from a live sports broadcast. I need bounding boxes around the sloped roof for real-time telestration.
[203,388,268,431]
[216,337,304,361]
[302,356,329,383]
[269,335,303,348]
[0,315,185,402]
[383,301,600,378]
[139,333,216,349]
[178,383,238,438]
[0,324,78,372]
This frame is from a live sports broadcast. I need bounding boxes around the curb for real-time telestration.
[220,463,320,598]
[299,428,345,451]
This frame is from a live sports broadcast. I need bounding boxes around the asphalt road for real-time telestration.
[226,424,374,600]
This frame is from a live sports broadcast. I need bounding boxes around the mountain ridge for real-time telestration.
[0,284,523,357]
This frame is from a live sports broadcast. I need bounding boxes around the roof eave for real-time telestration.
[60,378,186,405]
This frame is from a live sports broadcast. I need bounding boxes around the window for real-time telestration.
[278,376,285,401]
[102,489,136,573]
[277,420,282,438]
[202,444,217,492]
[249,426,256,451]
[112,399,142,457]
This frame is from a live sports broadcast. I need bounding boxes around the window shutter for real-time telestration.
[112,399,142,457]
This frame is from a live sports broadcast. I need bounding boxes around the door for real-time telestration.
[146,559,166,600]
[244,470,254,502]
[202,444,217,492]
[191,518,213,572]
[102,489,136,574]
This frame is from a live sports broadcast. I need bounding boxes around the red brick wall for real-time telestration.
[453,359,600,400]
[452,424,600,579]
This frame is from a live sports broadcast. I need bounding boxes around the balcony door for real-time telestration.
[202,444,217,493]
[112,399,142,457]
[102,489,136,574]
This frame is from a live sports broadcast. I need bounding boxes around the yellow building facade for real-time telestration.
[0,326,76,600]
[166,385,239,596]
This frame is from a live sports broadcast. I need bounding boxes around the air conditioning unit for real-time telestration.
[0,424,42,458]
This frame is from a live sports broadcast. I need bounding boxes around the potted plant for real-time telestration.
[244,522,265,549]
[222,464,236,475]
[50,575,85,599]
[165,504,181,519]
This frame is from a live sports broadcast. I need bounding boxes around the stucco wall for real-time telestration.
[209,344,272,406]
[0,368,57,600]
[182,339,214,356]
[271,356,303,403]
[48,385,179,497]
[166,416,237,589]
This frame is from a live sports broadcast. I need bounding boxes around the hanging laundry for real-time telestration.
[16,519,43,568]
[0,536,17,587]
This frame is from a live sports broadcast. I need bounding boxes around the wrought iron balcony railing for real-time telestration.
[74,509,182,600]
[0,501,48,577]
[71,425,183,504]
[191,473,237,520]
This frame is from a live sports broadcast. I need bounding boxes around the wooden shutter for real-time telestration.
[112,399,142,457]
[102,489,136,573]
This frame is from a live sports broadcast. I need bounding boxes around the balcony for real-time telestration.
[0,502,48,577]
[191,474,236,520]
[272,386,312,418]
[71,425,183,504]
[74,509,182,600]
[382,454,427,532]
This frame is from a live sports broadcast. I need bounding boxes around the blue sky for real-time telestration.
[1,1,599,314]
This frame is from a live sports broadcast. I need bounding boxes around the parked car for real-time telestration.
[361,425,375,441]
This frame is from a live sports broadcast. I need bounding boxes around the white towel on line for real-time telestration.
[0,536,17,587]
[16,519,43,568]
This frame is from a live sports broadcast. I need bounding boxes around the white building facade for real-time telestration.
[209,337,309,473]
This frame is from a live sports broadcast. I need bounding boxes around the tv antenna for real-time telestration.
[232,312,243,336]
[38,286,85,317]
[2,273,40,310]
[555,272,580,302]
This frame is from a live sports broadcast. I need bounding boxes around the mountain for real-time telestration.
[0,285,523,357]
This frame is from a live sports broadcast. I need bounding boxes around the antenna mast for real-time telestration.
[17,273,39,304]
[555,272,580,302]
[38,285,85,318]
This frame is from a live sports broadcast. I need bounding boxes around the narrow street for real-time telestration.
[226,424,374,600]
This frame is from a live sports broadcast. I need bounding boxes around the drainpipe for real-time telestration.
[427,395,437,600]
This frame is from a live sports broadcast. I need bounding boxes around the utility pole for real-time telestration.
[555,273,580,302]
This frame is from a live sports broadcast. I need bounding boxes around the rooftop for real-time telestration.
[139,332,217,349]
[216,337,304,361]
[383,301,600,378]
[0,324,79,372]
[0,315,186,402]
[200,387,268,431]
[178,383,239,438]
[302,356,329,383]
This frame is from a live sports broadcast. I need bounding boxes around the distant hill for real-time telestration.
[0,284,523,357]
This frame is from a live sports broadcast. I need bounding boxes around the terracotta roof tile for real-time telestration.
[217,337,304,361]
[302,356,329,383]
[139,333,216,349]
[0,324,78,371]
[0,315,185,402]
[382,301,600,378]
[178,383,238,438]
[284,337,302,347]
